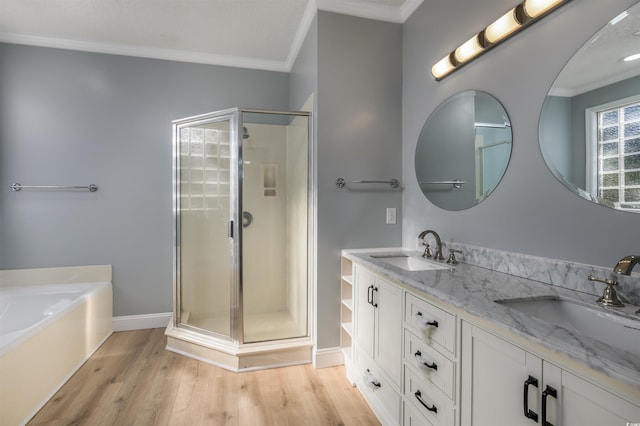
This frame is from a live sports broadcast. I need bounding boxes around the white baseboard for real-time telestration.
[313,346,344,369]
[112,312,172,332]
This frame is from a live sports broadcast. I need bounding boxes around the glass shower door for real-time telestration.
[241,111,309,343]
[174,111,238,339]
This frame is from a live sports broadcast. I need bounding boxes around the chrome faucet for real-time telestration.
[587,275,624,307]
[418,230,445,261]
[613,255,640,275]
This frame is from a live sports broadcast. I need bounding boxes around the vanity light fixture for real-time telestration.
[623,53,640,62]
[431,0,571,80]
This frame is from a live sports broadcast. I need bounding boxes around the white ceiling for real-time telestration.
[2,0,636,92]
[0,0,423,72]
[551,4,640,96]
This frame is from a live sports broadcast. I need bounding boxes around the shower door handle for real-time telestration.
[242,211,253,228]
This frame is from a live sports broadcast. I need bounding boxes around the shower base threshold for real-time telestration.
[165,319,312,372]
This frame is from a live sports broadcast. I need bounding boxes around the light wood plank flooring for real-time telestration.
[28,328,380,426]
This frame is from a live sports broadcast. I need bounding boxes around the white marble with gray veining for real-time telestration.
[343,248,640,391]
[446,242,640,306]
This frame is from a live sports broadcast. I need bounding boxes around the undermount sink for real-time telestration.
[496,297,640,356]
[370,254,450,271]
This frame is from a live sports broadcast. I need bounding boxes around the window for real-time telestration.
[588,98,640,211]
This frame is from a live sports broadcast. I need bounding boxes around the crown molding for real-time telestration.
[0,32,291,72]
[317,0,422,23]
[284,0,318,70]
[0,0,423,72]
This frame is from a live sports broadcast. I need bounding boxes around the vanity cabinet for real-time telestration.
[343,253,639,426]
[460,321,640,426]
[402,293,458,426]
[352,264,403,424]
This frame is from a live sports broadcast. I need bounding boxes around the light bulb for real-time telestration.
[623,53,640,62]
[432,54,455,79]
[454,34,484,63]
[524,0,565,19]
[485,8,521,43]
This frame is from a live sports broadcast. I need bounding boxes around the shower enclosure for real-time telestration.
[166,108,312,371]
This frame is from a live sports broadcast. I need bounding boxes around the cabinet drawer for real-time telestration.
[404,366,455,426]
[403,400,431,426]
[404,329,455,399]
[405,293,456,356]
[354,348,401,424]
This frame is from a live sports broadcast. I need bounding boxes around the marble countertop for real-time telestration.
[343,248,640,391]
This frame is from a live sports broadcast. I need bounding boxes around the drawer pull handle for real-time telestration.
[364,369,381,390]
[414,390,438,413]
[542,385,557,426]
[415,312,439,328]
[414,350,438,370]
[523,375,539,422]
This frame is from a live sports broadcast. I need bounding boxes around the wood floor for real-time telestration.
[28,328,380,426]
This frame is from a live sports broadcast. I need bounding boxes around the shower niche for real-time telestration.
[166,108,312,371]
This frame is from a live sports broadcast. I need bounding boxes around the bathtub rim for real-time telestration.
[0,281,111,356]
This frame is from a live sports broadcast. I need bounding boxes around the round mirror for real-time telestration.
[539,2,640,213]
[415,90,512,211]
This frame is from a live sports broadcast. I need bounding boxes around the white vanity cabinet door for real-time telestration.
[374,276,403,386]
[352,264,404,425]
[460,322,543,426]
[354,265,402,386]
[354,266,376,360]
[461,321,640,426]
[542,362,640,426]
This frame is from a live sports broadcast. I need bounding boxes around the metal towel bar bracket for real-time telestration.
[336,178,399,189]
[10,182,99,192]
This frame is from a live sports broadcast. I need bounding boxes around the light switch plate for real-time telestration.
[386,208,396,224]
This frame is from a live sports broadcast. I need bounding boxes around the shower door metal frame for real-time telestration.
[172,108,241,344]
[172,107,313,346]
[237,108,313,344]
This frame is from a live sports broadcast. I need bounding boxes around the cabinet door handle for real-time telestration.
[542,385,557,426]
[414,350,438,370]
[415,312,438,328]
[523,375,539,422]
[372,287,378,308]
[414,390,438,413]
[367,285,374,306]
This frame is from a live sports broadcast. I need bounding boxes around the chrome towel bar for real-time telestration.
[10,182,99,192]
[420,179,466,189]
[336,178,399,189]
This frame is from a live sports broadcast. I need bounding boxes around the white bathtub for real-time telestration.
[0,266,113,426]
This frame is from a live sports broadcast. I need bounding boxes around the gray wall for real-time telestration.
[402,0,639,268]
[316,11,403,349]
[289,16,318,112]
[0,44,290,317]
[540,96,572,183]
